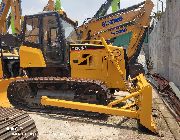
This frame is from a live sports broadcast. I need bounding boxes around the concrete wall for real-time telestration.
[147,0,180,88]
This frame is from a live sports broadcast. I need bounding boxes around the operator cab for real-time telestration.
[22,11,77,66]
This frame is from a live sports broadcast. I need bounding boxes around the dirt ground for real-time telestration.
[28,89,177,140]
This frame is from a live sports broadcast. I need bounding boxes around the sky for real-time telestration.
[21,0,166,25]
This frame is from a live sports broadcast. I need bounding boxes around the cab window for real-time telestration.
[25,17,40,44]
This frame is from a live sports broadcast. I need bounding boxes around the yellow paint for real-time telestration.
[0,78,14,107]
[20,46,46,68]
[136,74,157,133]
[41,96,138,118]
[0,77,27,107]
[17,42,156,132]
[1,1,155,133]
[107,91,139,107]
[77,10,142,40]
[76,0,154,61]
[11,31,156,133]
[41,74,157,133]
[70,43,127,90]
[0,0,22,34]
[0,0,11,33]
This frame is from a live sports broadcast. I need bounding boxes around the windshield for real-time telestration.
[60,18,77,43]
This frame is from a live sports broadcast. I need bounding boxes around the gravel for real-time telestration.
[28,89,176,140]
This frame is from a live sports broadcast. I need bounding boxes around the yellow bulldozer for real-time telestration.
[0,0,157,134]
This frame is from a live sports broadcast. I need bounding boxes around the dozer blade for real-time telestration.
[0,77,24,107]
[41,74,157,133]
[136,74,157,133]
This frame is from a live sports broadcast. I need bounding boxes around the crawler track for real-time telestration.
[7,77,112,111]
[0,107,38,140]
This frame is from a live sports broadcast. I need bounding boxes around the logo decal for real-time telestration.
[111,28,127,35]
[102,16,123,27]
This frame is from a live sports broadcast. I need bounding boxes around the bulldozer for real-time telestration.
[27,0,153,79]
[0,0,156,134]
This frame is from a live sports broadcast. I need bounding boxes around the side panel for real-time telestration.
[107,58,126,90]
[71,49,106,81]
[70,45,127,90]
[20,46,46,68]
